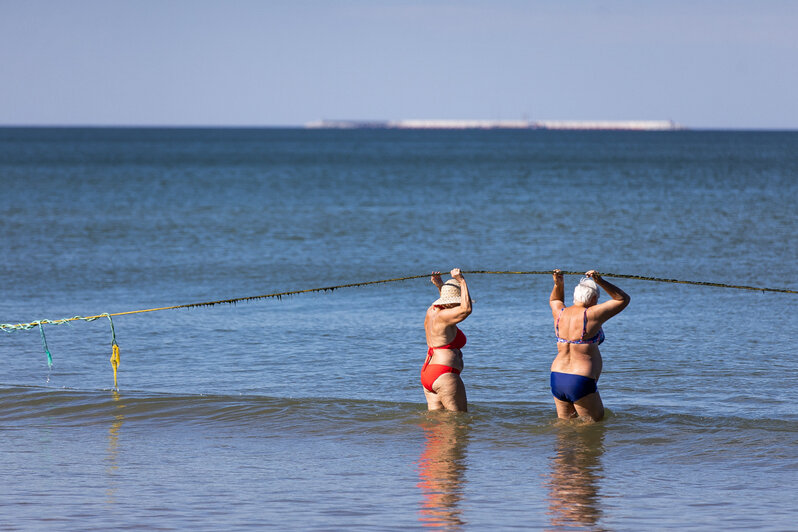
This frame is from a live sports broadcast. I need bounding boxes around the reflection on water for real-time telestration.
[546,422,606,531]
[416,414,470,529]
[105,391,125,504]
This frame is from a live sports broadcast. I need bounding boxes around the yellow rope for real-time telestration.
[0,274,429,331]
[1,271,795,331]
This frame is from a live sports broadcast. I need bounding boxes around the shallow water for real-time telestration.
[1,128,796,530]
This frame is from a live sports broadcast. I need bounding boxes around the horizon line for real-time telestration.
[1,124,798,132]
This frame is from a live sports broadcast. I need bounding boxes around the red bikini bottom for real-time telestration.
[421,363,461,392]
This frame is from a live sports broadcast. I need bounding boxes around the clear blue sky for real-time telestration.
[1,0,796,128]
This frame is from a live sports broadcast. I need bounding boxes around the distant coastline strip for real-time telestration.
[305,119,684,130]
[2,270,795,332]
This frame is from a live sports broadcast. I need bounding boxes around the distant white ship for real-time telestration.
[306,119,683,130]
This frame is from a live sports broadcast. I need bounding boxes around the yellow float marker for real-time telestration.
[105,315,120,390]
[110,341,120,389]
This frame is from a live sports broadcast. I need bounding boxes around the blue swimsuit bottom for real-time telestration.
[550,372,597,403]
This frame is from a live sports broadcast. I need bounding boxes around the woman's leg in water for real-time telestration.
[553,397,578,419]
[574,391,604,422]
[424,387,444,411]
[432,373,467,412]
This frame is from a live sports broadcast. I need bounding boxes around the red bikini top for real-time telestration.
[424,328,466,369]
[430,327,466,351]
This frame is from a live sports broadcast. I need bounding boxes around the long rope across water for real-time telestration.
[3,270,794,389]
[2,270,795,332]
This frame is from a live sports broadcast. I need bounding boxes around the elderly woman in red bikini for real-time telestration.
[549,269,630,422]
[422,268,472,412]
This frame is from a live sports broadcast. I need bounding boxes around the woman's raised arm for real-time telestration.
[437,268,472,324]
[431,271,443,293]
[550,269,565,316]
[587,270,630,321]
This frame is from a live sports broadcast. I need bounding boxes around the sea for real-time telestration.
[0,127,796,530]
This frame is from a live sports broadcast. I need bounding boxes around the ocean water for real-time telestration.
[0,128,796,530]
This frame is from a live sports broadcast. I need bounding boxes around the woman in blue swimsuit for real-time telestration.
[549,269,630,422]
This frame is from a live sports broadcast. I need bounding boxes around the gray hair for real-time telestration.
[573,278,600,305]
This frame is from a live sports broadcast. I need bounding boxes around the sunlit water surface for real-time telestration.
[1,128,796,530]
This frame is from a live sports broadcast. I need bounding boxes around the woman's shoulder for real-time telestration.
[425,305,440,324]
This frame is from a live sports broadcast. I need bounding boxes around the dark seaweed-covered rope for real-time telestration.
[465,270,798,294]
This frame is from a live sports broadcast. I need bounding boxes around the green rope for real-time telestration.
[38,323,53,368]
[1,313,111,332]
[104,313,117,345]
[1,270,795,333]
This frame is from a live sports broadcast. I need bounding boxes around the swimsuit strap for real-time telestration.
[555,307,565,338]
[425,327,453,370]
[423,347,434,371]
[582,309,589,340]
